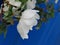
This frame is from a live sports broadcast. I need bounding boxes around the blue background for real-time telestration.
[0,0,60,45]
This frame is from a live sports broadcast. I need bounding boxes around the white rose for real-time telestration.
[17,9,40,39]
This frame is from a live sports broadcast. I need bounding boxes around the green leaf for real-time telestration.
[3,29,7,38]
[35,20,42,30]
[37,0,46,4]
[50,11,54,17]
[0,30,2,34]
[8,5,13,16]
[4,12,8,16]
[4,5,14,24]
[15,0,20,1]
[19,0,28,4]
[0,23,7,37]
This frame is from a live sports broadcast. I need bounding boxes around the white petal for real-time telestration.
[34,14,40,20]
[21,20,33,31]
[12,7,21,17]
[3,6,9,11]
[27,0,36,9]
[22,9,39,19]
[33,19,38,26]
[8,0,21,7]
[13,2,21,7]
[17,22,29,39]
[17,25,28,39]
[13,7,18,10]
[9,0,15,5]
[22,9,35,18]
[20,18,35,26]
[29,26,33,30]
[55,0,58,4]
[32,0,36,3]
[8,0,15,2]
